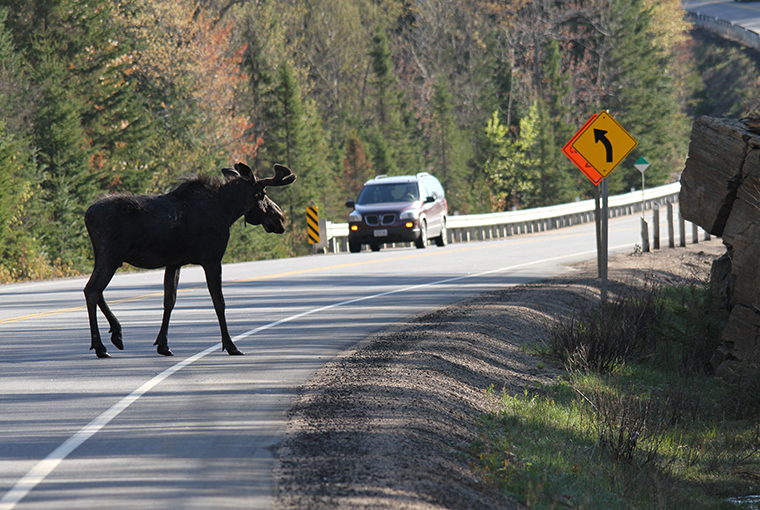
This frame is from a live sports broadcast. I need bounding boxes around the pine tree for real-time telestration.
[595,0,687,193]
[27,33,92,266]
[367,22,421,175]
[483,108,541,210]
[430,78,471,212]
[258,61,332,255]
[535,39,577,205]
[2,0,162,268]
[0,8,32,256]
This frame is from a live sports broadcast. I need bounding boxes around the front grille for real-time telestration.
[364,213,397,226]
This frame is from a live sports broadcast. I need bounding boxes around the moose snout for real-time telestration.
[263,221,285,234]
[262,204,286,234]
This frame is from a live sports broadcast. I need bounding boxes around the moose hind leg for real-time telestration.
[84,265,119,358]
[98,297,123,350]
[154,265,180,356]
[203,263,243,356]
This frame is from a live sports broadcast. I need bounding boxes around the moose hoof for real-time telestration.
[156,345,174,356]
[95,349,111,359]
[224,344,244,356]
[110,332,123,350]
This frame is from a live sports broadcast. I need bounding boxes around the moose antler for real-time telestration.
[230,163,296,187]
[259,164,296,187]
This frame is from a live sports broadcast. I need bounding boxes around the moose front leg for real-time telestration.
[154,265,181,356]
[203,263,244,356]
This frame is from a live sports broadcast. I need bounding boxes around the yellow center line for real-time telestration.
[0,225,632,326]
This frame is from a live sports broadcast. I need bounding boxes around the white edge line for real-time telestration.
[0,244,628,508]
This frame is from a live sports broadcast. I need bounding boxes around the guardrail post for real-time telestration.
[641,217,650,252]
[679,211,686,247]
[692,222,699,244]
[667,202,675,249]
[653,204,660,250]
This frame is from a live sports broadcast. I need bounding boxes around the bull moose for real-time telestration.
[83,163,296,358]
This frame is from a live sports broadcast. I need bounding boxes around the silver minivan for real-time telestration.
[345,173,448,253]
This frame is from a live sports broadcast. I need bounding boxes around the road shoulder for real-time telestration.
[273,239,726,509]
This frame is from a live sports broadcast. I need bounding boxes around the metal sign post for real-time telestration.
[600,177,609,304]
[634,157,650,253]
[566,110,638,305]
[634,157,650,216]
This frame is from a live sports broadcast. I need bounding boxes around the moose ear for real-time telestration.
[234,163,256,182]
[222,168,240,181]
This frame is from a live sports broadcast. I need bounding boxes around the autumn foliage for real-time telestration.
[0,0,753,279]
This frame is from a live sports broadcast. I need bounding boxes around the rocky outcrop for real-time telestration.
[680,115,760,375]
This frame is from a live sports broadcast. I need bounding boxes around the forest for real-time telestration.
[0,0,757,282]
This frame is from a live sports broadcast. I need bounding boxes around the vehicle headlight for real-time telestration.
[349,211,362,222]
[399,209,419,220]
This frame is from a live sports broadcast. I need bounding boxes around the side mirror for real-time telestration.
[425,196,435,203]
[345,200,355,209]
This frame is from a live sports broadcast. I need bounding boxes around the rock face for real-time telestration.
[680,116,760,375]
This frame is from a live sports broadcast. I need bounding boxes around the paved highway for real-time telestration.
[683,0,760,33]
[0,210,681,509]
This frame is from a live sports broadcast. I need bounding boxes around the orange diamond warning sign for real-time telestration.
[571,111,637,178]
[562,114,603,186]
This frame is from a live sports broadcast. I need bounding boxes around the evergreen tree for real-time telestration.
[259,61,332,255]
[2,0,161,268]
[525,97,566,207]
[430,78,471,212]
[535,39,577,205]
[367,22,421,175]
[27,33,92,266]
[0,8,32,256]
[483,108,541,210]
[595,0,687,192]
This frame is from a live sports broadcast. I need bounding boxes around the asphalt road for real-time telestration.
[683,0,760,33]
[0,210,683,509]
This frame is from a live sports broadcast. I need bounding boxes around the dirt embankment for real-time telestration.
[273,240,726,510]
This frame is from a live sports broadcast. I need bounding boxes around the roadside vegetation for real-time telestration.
[0,0,759,283]
[471,276,760,508]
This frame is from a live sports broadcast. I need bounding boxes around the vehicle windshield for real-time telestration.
[356,183,419,205]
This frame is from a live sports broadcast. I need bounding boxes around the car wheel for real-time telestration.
[349,241,361,253]
[434,219,447,247]
[415,220,428,249]
[370,243,381,252]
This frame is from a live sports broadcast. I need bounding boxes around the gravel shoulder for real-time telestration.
[273,239,727,510]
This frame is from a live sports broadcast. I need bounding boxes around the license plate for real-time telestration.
[374,229,388,237]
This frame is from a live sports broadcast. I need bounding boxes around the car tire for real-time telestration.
[434,219,447,247]
[349,241,361,253]
[370,244,381,252]
[415,220,428,249]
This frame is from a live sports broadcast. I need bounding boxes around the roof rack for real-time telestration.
[416,172,430,178]
[373,174,388,180]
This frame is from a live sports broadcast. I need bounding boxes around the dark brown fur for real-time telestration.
[83,163,296,358]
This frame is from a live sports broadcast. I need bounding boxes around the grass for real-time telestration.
[471,279,760,509]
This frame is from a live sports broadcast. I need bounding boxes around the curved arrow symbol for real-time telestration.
[594,129,613,162]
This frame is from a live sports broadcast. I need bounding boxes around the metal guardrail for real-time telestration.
[324,182,682,253]
[686,11,760,50]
